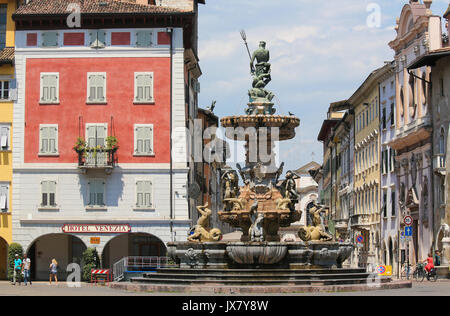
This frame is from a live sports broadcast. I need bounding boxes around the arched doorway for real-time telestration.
[102,233,167,269]
[27,234,87,281]
[0,237,7,280]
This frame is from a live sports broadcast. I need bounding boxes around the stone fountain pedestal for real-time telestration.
[167,241,354,269]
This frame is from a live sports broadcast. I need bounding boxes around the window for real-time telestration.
[382,107,386,129]
[89,30,106,49]
[0,80,9,100]
[0,5,7,49]
[390,103,395,126]
[87,73,106,103]
[39,125,58,155]
[0,124,10,150]
[134,72,154,103]
[40,73,59,104]
[88,179,105,207]
[382,192,387,218]
[86,124,107,147]
[41,31,59,47]
[136,31,153,47]
[0,183,8,211]
[136,180,153,208]
[41,180,56,207]
[391,191,396,216]
[134,124,154,155]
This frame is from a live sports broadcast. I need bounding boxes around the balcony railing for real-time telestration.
[434,154,445,175]
[78,149,116,171]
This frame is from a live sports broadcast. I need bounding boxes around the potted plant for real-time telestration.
[73,137,86,154]
[106,136,119,152]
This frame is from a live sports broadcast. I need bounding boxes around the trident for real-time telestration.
[240,30,255,73]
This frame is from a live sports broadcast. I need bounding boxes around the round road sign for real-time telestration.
[356,235,364,244]
[404,216,413,226]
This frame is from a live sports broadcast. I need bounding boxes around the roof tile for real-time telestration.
[14,0,190,16]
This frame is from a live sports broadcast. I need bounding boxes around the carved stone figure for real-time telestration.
[222,170,239,211]
[223,198,247,211]
[248,201,264,242]
[276,198,292,211]
[188,203,222,242]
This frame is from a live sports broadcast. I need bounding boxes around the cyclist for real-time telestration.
[424,253,434,274]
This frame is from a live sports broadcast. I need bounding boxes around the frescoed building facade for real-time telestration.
[0,0,16,280]
[11,0,205,280]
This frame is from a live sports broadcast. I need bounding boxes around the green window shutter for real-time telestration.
[144,181,152,207]
[42,31,58,47]
[88,74,106,102]
[87,126,97,147]
[89,180,104,206]
[0,126,9,149]
[41,74,58,103]
[136,181,152,207]
[0,185,7,210]
[96,125,107,147]
[144,126,153,154]
[135,127,144,154]
[49,126,57,153]
[136,31,152,47]
[136,181,143,207]
[135,126,153,154]
[40,127,49,153]
[135,73,153,102]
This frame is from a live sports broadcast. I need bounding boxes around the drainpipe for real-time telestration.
[168,26,174,241]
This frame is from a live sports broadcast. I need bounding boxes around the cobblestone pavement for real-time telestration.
[0,280,448,296]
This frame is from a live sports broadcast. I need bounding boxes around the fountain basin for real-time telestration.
[226,242,287,265]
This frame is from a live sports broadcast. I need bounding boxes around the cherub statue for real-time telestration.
[188,203,222,242]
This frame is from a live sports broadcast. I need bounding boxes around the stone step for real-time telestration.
[155,268,367,275]
[130,277,386,286]
[141,272,371,281]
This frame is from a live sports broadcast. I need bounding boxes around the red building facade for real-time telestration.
[12,0,204,279]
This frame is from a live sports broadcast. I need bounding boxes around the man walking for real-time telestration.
[12,254,22,285]
[22,254,31,285]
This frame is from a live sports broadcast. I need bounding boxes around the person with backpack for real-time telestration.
[12,254,22,285]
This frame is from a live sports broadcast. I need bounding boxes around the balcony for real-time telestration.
[434,154,446,176]
[74,137,118,174]
[350,214,370,228]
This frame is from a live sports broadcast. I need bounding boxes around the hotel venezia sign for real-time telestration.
[62,224,131,234]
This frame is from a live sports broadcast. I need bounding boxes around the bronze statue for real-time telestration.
[298,204,333,242]
[188,203,222,242]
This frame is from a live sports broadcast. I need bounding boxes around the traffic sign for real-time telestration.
[405,226,413,237]
[404,216,413,226]
[377,265,386,275]
[356,235,364,244]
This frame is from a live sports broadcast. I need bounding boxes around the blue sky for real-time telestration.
[197,0,449,172]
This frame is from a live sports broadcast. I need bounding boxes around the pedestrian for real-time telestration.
[434,250,441,267]
[49,259,58,285]
[12,254,22,285]
[22,254,32,286]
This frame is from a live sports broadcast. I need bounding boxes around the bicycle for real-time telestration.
[400,263,413,280]
[413,263,438,282]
